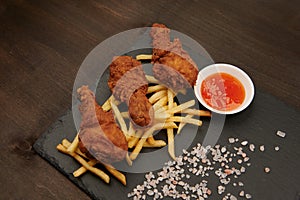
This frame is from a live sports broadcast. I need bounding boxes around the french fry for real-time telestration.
[143,140,166,147]
[155,102,176,113]
[146,75,160,84]
[147,85,167,94]
[167,89,176,160]
[73,159,98,177]
[167,89,174,107]
[149,90,167,104]
[167,100,195,114]
[147,135,156,145]
[126,153,133,166]
[56,144,110,183]
[128,130,143,148]
[121,111,129,118]
[67,132,79,153]
[62,139,88,159]
[153,96,168,111]
[104,164,126,186]
[167,128,176,160]
[111,98,128,134]
[181,109,211,117]
[129,137,148,160]
[130,123,173,160]
[154,111,171,121]
[154,106,167,114]
[162,122,178,129]
[127,122,135,137]
[132,139,166,148]
[102,95,113,111]
[136,54,152,60]
[167,116,202,126]
[177,114,193,134]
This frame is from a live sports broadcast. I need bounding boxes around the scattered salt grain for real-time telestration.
[245,193,252,199]
[239,190,245,197]
[264,167,271,173]
[238,181,244,187]
[276,130,286,138]
[147,190,154,196]
[228,138,235,144]
[129,134,280,200]
[249,144,255,152]
[259,145,265,152]
[218,185,226,194]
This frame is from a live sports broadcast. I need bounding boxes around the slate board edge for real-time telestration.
[33,90,300,200]
[33,111,102,200]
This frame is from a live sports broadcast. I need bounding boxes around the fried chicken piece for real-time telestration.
[108,56,153,127]
[77,85,128,164]
[151,23,199,91]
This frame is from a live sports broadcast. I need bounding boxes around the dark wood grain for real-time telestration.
[0,0,299,199]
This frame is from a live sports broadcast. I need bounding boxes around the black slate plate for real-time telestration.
[33,31,300,199]
[34,88,300,200]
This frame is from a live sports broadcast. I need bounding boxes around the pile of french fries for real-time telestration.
[57,55,211,186]
[57,135,126,185]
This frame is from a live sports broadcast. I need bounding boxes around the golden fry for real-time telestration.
[182,109,211,117]
[121,111,129,118]
[104,164,126,186]
[133,140,166,148]
[136,54,153,60]
[162,122,178,129]
[167,89,176,160]
[128,130,143,148]
[146,75,160,84]
[73,160,98,177]
[145,140,166,147]
[167,116,202,126]
[167,128,176,160]
[62,138,88,159]
[147,136,156,145]
[102,95,113,111]
[167,89,174,107]
[147,85,167,94]
[167,100,195,114]
[111,99,128,135]
[56,144,110,184]
[126,153,133,166]
[154,106,167,114]
[153,96,168,111]
[154,111,171,121]
[67,133,79,153]
[177,114,193,134]
[130,122,174,160]
[127,122,135,137]
[149,90,167,104]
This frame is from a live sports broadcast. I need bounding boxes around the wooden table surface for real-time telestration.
[0,1,299,199]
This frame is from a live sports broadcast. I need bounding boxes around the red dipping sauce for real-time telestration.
[201,73,245,111]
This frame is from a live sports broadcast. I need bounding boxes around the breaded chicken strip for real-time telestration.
[151,23,199,91]
[77,85,128,164]
[108,56,153,127]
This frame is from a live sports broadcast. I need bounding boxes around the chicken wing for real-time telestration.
[108,56,154,127]
[77,85,128,164]
[151,23,199,91]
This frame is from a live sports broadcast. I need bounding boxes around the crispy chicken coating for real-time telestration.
[108,56,153,127]
[151,23,199,91]
[77,85,128,164]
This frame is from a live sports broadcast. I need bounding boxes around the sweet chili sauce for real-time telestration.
[201,73,245,111]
